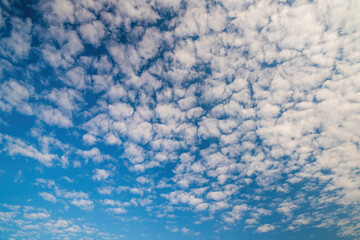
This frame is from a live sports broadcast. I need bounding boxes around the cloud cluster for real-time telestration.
[0,0,359,238]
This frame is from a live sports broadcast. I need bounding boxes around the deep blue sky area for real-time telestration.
[0,0,359,239]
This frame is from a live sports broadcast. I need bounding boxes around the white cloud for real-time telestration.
[13,170,24,183]
[127,121,153,144]
[256,224,275,233]
[62,176,74,183]
[37,106,73,128]
[41,28,84,68]
[107,207,127,214]
[78,20,106,46]
[155,0,181,10]
[74,7,96,23]
[92,169,111,181]
[0,80,33,115]
[123,143,145,164]
[137,27,162,60]
[106,0,159,27]
[102,199,122,206]
[5,136,56,167]
[165,225,179,232]
[45,88,83,113]
[70,199,94,211]
[174,1,220,38]
[0,8,4,29]
[61,67,90,90]
[195,203,209,212]
[198,117,220,139]
[59,156,69,168]
[53,219,69,228]
[186,107,204,119]
[277,201,298,217]
[223,204,250,223]
[63,191,89,199]
[76,147,111,163]
[181,227,190,234]
[206,191,227,201]
[104,133,122,145]
[171,40,196,69]
[40,0,75,24]
[81,114,111,136]
[0,0,359,238]
[23,224,41,230]
[97,186,115,195]
[178,96,197,110]
[39,192,57,203]
[136,176,151,184]
[162,191,203,207]
[109,102,134,119]
[0,17,32,61]
[155,103,185,124]
[82,134,97,145]
[129,187,143,195]
[24,212,50,220]
[106,83,126,102]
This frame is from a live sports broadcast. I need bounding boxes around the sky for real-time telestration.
[0,0,359,239]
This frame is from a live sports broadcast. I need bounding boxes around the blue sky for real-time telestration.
[0,0,359,239]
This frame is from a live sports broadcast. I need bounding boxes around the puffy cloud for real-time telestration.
[37,106,73,128]
[97,186,115,195]
[127,121,153,144]
[0,80,33,115]
[41,28,84,69]
[76,147,111,163]
[92,169,111,181]
[24,212,50,220]
[136,176,152,184]
[0,17,32,61]
[277,201,298,217]
[101,199,122,206]
[81,114,111,136]
[256,224,275,233]
[198,117,220,139]
[206,191,227,201]
[156,103,185,124]
[108,102,134,119]
[63,191,89,200]
[155,0,181,10]
[61,67,90,90]
[178,96,197,110]
[106,83,126,102]
[137,28,162,60]
[106,207,127,214]
[70,199,94,211]
[78,20,106,46]
[171,40,196,69]
[223,204,250,223]
[5,136,56,167]
[0,0,359,238]
[44,88,83,113]
[40,0,75,24]
[162,191,204,207]
[195,203,209,212]
[53,219,69,228]
[39,192,57,203]
[82,134,97,145]
[104,133,122,145]
[123,143,145,164]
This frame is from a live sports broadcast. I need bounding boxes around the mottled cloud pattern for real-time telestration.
[0,0,359,239]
